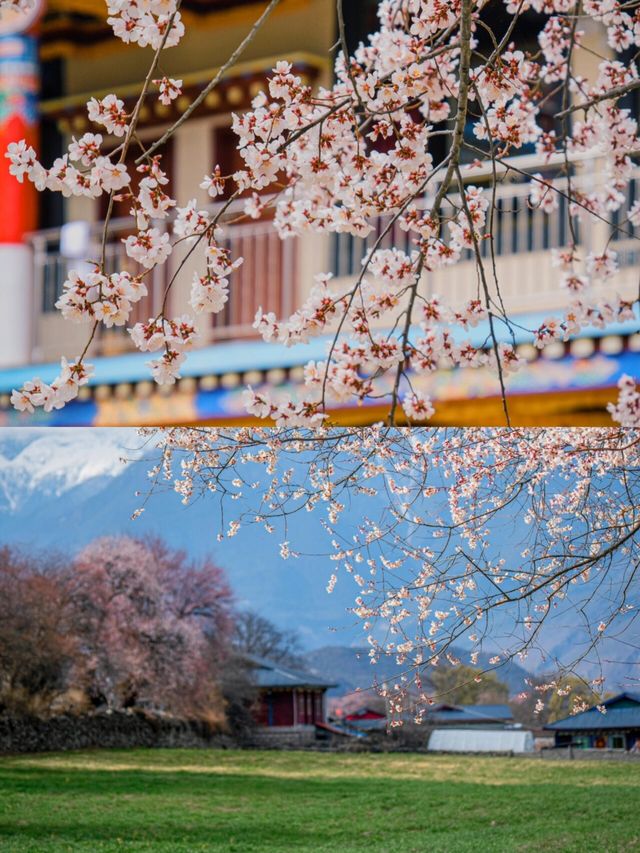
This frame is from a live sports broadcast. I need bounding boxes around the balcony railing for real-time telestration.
[27,153,640,361]
[210,217,296,339]
[332,155,640,279]
[29,205,297,355]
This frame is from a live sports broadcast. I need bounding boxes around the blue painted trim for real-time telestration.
[0,307,638,393]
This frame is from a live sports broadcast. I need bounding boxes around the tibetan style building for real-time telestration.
[247,655,334,736]
[0,2,638,426]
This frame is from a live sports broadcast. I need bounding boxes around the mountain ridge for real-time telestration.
[303,644,532,698]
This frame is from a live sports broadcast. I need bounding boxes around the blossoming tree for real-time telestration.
[151,425,640,717]
[3,0,640,424]
[68,535,233,716]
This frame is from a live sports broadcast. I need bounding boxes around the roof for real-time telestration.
[243,654,336,690]
[341,717,387,732]
[344,708,387,721]
[428,703,514,725]
[544,693,640,732]
[315,721,367,739]
[1,308,638,393]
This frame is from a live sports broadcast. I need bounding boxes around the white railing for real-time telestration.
[27,154,640,359]
[331,159,640,281]
[210,216,297,340]
[30,218,168,318]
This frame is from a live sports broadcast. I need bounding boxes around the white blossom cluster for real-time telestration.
[106,0,185,49]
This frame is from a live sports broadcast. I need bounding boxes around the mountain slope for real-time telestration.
[304,644,533,698]
[0,429,360,649]
[0,429,143,513]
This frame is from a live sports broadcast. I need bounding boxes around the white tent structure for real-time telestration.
[428,728,535,754]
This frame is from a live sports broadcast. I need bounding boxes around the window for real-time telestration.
[341,0,379,55]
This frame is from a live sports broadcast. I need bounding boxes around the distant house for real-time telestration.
[424,703,527,752]
[544,692,640,751]
[342,707,387,733]
[426,703,515,729]
[246,655,335,732]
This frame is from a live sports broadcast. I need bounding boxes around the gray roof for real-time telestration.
[545,693,640,732]
[344,717,388,731]
[429,703,514,724]
[244,654,336,689]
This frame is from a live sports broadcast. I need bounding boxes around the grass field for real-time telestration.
[0,749,639,852]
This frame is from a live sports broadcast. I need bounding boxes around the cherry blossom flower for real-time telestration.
[200,166,226,198]
[0,0,35,11]
[106,0,184,49]
[87,94,128,137]
[154,77,183,105]
[5,140,40,183]
[68,133,103,166]
[124,227,172,269]
[147,349,186,385]
[608,374,640,426]
[529,175,559,214]
[586,249,619,280]
[402,391,435,422]
[129,315,198,354]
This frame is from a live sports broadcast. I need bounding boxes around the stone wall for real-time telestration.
[540,747,640,762]
[0,711,231,754]
[248,725,318,749]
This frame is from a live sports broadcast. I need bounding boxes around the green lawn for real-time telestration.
[0,749,639,852]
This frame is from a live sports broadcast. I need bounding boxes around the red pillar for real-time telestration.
[0,7,41,367]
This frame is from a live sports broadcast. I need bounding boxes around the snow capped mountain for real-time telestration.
[0,429,147,512]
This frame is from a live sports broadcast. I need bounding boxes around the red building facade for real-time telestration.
[246,655,334,730]
[255,688,325,728]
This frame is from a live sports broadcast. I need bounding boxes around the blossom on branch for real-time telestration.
[4,0,640,419]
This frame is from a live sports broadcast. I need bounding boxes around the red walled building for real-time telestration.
[342,707,388,732]
[246,655,335,730]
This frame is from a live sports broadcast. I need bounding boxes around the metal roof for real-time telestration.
[244,654,336,690]
[544,693,640,732]
[429,703,514,724]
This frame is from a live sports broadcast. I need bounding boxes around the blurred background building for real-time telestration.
[0,0,638,426]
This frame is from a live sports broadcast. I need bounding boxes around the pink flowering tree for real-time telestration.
[3,0,640,424]
[152,425,640,719]
[68,535,233,718]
